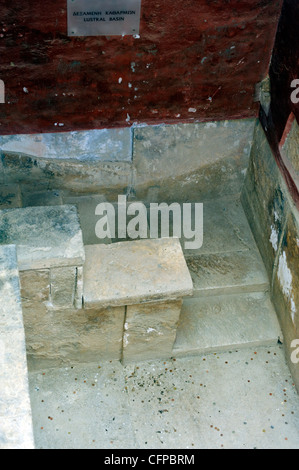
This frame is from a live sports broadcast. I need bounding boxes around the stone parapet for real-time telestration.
[0,245,34,449]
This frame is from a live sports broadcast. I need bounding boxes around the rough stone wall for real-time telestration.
[241,120,299,391]
[0,118,256,205]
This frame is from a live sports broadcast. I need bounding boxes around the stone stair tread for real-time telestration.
[148,196,257,257]
[186,249,269,297]
[173,292,282,356]
[0,205,85,270]
[83,238,193,309]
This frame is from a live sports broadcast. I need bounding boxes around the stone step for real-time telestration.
[83,237,193,309]
[60,194,257,258]
[83,238,194,365]
[186,249,270,297]
[0,205,85,309]
[147,196,257,257]
[173,292,282,357]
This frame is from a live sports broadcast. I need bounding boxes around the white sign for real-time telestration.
[68,0,142,36]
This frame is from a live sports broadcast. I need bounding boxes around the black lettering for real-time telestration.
[83,17,106,22]
[105,11,135,15]
[109,17,125,21]
[74,11,102,17]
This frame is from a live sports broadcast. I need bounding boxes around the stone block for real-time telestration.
[280,114,299,174]
[0,245,35,449]
[272,208,299,332]
[241,121,291,278]
[0,184,21,209]
[111,200,150,243]
[50,266,77,308]
[83,238,193,309]
[19,269,50,307]
[173,293,281,357]
[133,119,255,202]
[0,205,85,271]
[0,245,23,328]
[22,190,63,208]
[147,196,256,257]
[241,119,299,393]
[186,249,269,297]
[1,151,133,197]
[122,300,182,365]
[0,127,133,162]
[24,304,126,369]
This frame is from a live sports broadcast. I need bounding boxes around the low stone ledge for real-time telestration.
[0,205,85,310]
[0,127,133,163]
[0,245,35,449]
[0,205,85,271]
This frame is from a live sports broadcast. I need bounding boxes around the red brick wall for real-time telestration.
[0,0,283,135]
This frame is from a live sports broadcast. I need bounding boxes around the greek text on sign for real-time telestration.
[68,0,142,36]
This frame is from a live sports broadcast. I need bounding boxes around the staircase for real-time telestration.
[3,190,296,450]
[173,196,282,356]
[68,193,282,357]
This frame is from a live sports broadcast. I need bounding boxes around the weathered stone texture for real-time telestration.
[1,151,133,199]
[24,303,126,370]
[0,204,85,310]
[63,194,110,245]
[74,266,84,310]
[22,190,63,208]
[83,238,193,309]
[1,119,255,204]
[122,300,182,365]
[174,293,281,357]
[241,121,290,278]
[50,266,77,308]
[0,245,34,449]
[82,238,193,364]
[0,184,21,210]
[0,128,132,162]
[272,210,299,334]
[19,270,50,307]
[133,119,255,203]
[280,116,299,175]
[0,205,85,271]
[186,250,269,297]
[241,120,299,392]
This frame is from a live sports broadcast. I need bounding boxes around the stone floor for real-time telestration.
[22,194,299,449]
[28,344,299,449]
